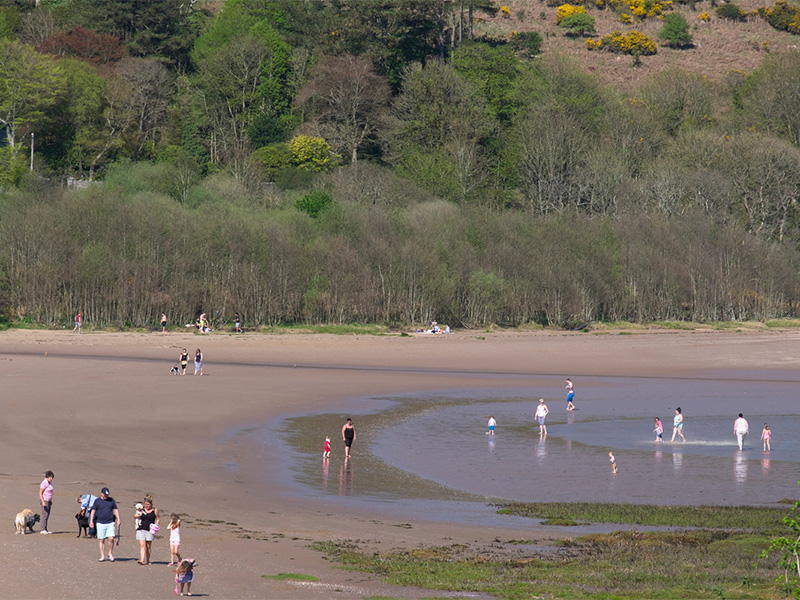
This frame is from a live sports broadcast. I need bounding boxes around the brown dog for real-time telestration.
[15,509,40,534]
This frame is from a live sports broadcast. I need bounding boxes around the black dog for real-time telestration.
[75,512,90,538]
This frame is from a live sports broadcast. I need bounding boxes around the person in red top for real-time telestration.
[323,436,331,458]
[73,311,83,334]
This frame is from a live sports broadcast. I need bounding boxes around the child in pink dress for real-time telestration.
[167,514,182,566]
[761,424,771,451]
[323,436,331,458]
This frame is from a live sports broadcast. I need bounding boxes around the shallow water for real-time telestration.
[251,370,800,526]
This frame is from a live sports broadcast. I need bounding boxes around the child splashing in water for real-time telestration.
[654,417,663,442]
[167,513,182,567]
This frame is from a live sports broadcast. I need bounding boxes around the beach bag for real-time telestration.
[150,523,160,535]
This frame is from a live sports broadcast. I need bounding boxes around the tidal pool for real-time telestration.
[246,370,800,526]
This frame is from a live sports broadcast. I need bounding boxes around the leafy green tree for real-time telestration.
[451,41,520,122]
[508,31,542,58]
[658,13,693,48]
[296,190,333,218]
[638,68,715,136]
[0,40,65,156]
[761,482,800,598]
[386,61,495,202]
[250,143,292,181]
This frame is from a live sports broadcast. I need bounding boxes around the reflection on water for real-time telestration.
[322,457,329,492]
[339,459,353,496]
[734,454,748,485]
[537,437,547,462]
[673,452,683,470]
[762,457,771,474]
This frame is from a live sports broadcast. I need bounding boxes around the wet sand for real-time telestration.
[1,328,799,598]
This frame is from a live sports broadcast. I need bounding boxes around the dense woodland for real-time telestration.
[2,0,800,328]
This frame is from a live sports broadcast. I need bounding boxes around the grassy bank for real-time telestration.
[310,502,794,599]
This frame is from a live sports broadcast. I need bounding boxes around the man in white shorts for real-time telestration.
[89,487,120,562]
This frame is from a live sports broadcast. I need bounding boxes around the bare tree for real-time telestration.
[297,54,390,164]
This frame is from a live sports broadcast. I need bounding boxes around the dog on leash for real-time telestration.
[75,512,90,537]
[170,364,180,375]
[15,509,40,534]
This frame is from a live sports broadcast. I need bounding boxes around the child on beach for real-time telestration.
[487,416,497,435]
[654,418,663,442]
[565,379,575,411]
[323,436,331,458]
[175,558,196,596]
[761,424,771,451]
[609,452,618,474]
[167,513,182,566]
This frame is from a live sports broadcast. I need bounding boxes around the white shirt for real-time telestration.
[734,417,749,434]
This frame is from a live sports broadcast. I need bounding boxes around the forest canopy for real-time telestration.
[1,0,800,329]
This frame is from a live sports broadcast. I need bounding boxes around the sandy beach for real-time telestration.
[1,327,799,599]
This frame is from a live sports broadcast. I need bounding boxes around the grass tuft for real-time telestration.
[262,572,321,581]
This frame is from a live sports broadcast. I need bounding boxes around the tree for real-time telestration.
[386,61,495,202]
[658,13,693,49]
[0,40,64,151]
[38,26,128,64]
[297,54,391,164]
[451,41,520,122]
[737,52,800,147]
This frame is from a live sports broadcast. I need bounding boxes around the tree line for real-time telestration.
[1,0,800,327]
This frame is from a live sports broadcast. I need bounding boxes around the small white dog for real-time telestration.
[134,503,144,529]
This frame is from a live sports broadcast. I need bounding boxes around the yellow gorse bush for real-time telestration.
[626,0,670,19]
[697,12,710,20]
[600,29,657,54]
[556,4,587,24]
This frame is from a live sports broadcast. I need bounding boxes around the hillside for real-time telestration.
[477,0,800,88]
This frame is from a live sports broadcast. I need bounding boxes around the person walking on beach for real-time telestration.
[73,311,83,333]
[194,348,203,376]
[487,416,497,435]
[342,418,356,458]
[671,407,685,442]
[160,313,167,333]
[536,399,549,436]
[180,348,188,375]
[609,451,618,474]
[167,513,182,566]
[89,487,120,562]
[654,418,663,442]
[734,413,749,451]
[234,312,242,333]
[136,496,160,565]
[39,470,54,534]
[761,423,772,451]
[565,379,575,411]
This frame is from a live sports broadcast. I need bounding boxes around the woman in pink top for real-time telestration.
[39,470,54,534]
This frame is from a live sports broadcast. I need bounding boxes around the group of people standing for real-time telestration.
[43,474,197,595]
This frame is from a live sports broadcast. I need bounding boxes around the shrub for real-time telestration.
[560,12,597,35]
[716,3,746,21]
[251,143,292,181]
[627,0,671,19]
[760,0,800,33]
[288,136,339,172]
[508,30,543,56]
[697,12,711,20]
[556,4,587,24]
[295,191,333,218]
[600,30,658,54]
[659,13,693,47]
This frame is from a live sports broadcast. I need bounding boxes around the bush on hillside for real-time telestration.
[716,3,746,21]
[556,4,587,24]
[560,12,597,35]
[508,31,543,56]
[659,13,694,47]
[295,190,333,218]
[759,0,800,33]
[599,30,658,55]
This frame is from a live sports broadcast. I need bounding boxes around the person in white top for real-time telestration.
[535,399,549,436]
[734,413,749,451]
